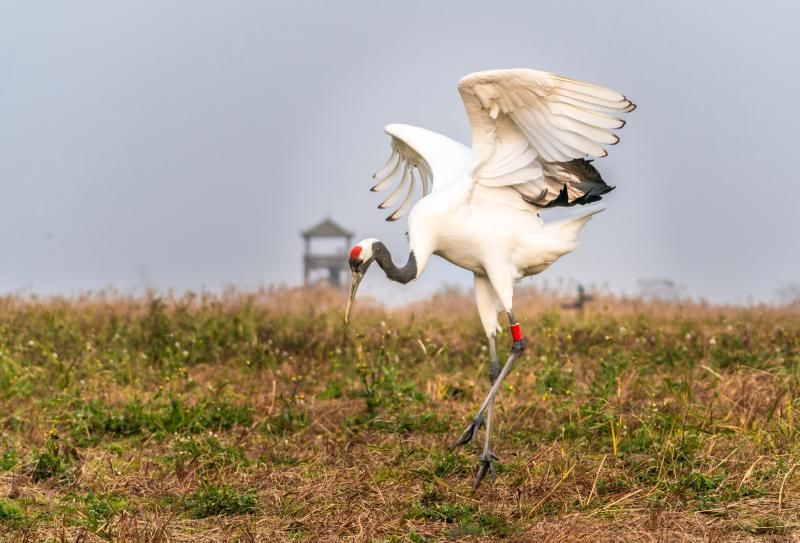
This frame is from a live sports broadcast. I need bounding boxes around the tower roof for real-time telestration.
[301,217,353,238]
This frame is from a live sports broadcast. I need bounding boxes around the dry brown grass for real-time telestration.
[0,286,799,542]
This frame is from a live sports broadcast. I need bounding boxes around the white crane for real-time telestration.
[344,68,634,488]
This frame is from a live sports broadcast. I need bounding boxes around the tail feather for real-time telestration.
[550,205,605,245]
[519,205,604,276]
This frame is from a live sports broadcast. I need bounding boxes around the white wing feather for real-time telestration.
[370,124,472,221]
[458,69,634,206]
[369,70,633,220]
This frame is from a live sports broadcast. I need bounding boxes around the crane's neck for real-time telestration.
[372,241,417,284]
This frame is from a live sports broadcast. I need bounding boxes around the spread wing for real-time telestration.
[370,124,473,221]
[458,69,635,207]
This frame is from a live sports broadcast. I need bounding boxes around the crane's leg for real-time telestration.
[453,311,525,488]
[476,335,500,485]
[452,275,502,447]
[452,273,524,488]
[452,334,500,446]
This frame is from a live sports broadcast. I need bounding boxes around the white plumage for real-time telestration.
[345,68,634,488]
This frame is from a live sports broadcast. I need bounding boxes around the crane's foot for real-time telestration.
[451,415,484,448]
[473,451,498,489]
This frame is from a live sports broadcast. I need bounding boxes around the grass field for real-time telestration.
[0,286,799,542]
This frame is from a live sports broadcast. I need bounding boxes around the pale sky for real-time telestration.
[1,1,798,303]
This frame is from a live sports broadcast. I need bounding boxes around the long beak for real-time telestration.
[344,271,364,324]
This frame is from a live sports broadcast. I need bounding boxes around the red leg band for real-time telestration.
[510,323,523,341]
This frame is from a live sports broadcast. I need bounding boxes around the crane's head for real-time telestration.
[344,238,379,324]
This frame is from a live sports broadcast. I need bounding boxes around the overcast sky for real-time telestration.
[1,1,798,304]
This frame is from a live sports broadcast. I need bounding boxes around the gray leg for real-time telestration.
[475,337,500,486]
[474,400,499,488]
[453,313,526,488]
[452,335,498,447]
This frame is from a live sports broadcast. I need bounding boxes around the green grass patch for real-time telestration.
[31,436,73,482]
[184,484,257,518]
[0,448,17,471]
[79,492,128,530]
[432,452,471,478]
[69,397,253,445]
[172,434,247,472]
[0,499,24,527]
[408,500,513,537]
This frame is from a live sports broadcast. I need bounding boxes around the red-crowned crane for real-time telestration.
[344,68,634,488]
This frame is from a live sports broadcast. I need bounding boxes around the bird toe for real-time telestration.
[473,453,498,489]
[451,417,483,449]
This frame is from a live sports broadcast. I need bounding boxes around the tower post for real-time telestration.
[300,218,353,288]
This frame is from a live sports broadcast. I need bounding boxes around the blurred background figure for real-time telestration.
[561,284,594,313]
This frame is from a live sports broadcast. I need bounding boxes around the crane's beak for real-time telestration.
[344,271,364,324]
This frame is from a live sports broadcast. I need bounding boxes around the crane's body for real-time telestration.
[344,68,634,488]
